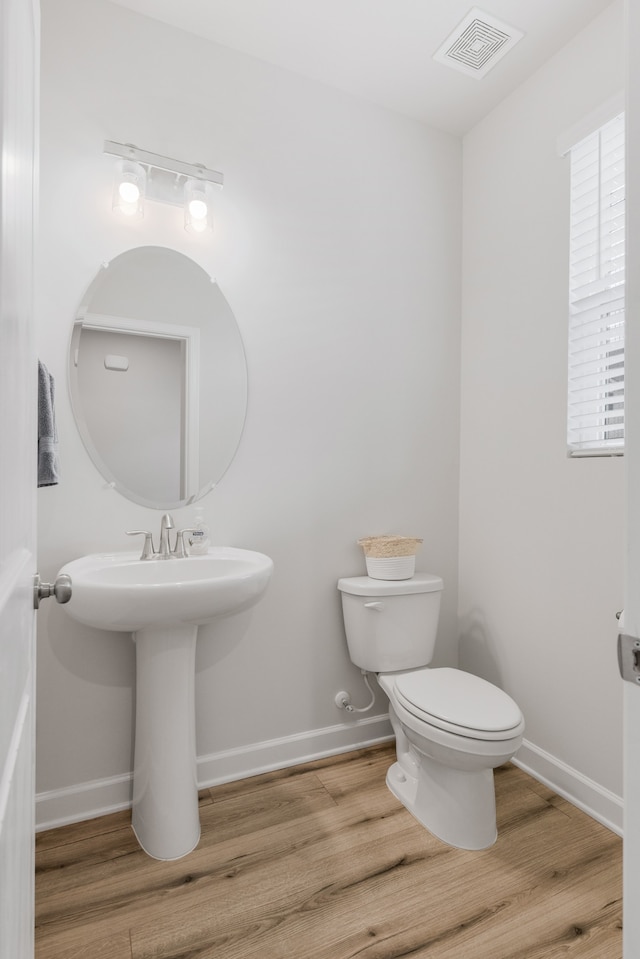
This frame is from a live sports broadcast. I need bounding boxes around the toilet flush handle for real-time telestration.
[364,601,384,611]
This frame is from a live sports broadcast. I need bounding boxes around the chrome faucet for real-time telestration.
[158,513,174,559]
[126,513,196,560]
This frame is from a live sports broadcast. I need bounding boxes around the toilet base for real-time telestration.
[386,758,497,850]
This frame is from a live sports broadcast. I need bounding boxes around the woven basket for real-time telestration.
[357,535,423,580]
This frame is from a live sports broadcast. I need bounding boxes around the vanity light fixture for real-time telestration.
[104,140,223,235]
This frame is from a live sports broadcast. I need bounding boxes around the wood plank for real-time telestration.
[35,746,622,959]
[129,786,613,957]
[127,805,618,958]
[35,772,346,933]
[35,929,132,959]
[198,742,394,804]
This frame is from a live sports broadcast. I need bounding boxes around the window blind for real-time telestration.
[567,112,625,455]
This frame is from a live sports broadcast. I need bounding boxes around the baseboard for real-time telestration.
[197,713,393,789]
[37,725,623,838]
[35,713,394,832]
[513,739,623,837]
[35,772,133,831]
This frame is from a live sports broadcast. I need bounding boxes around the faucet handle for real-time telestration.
[126,530,155,560]
[172,528,197,558]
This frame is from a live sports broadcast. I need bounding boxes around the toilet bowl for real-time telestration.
[337,574,524,850]
[378,667,524,849]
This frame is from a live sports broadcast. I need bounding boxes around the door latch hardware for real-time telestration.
[33,573,72,610]
[618,633,640,684]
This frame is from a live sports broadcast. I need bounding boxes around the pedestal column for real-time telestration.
[131,623,200,860]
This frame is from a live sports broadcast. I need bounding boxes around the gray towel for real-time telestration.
[38,360,59,487]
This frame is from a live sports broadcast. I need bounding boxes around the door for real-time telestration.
[0,0,39,956]
[625,1,640,955]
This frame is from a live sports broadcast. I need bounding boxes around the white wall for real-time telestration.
[35,0,462,824]
[460,0,625,828]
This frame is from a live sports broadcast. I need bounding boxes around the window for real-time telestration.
[567,112,625,456]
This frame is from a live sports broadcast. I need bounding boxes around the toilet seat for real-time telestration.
[386,667,523,742]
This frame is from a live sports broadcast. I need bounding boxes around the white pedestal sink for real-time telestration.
[59,547,273,860]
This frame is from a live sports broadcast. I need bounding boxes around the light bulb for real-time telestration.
[119,180,140,204]
[188,198,208,220]
[112,158,146,220]
[184,177,214,235]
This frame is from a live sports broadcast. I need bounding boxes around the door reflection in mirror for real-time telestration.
[73,318,199,504]
[69,247,247,509]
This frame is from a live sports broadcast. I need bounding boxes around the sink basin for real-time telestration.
[60,547,273,631]
[58,545,273,861]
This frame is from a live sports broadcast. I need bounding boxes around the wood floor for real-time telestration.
[35,743,622,959]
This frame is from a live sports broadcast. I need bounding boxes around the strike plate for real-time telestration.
[618,633,640,684]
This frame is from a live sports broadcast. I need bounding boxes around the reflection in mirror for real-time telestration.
[69,247,247,509]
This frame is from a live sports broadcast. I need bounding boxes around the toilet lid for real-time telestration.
[393,668,522,735]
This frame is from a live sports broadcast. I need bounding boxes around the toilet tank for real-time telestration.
[337,573,443,672]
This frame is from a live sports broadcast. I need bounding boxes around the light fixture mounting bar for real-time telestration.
[104,140,224,187]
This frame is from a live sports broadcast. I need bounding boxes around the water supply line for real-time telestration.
[334,670,376,714]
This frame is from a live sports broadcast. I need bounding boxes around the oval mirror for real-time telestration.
[69,247,247,509]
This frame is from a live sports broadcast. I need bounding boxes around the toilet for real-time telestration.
[337,573,524,850]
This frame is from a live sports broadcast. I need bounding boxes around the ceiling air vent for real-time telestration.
[433,7,524,79]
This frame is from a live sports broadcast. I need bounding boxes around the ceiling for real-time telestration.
[108,0,617,136]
